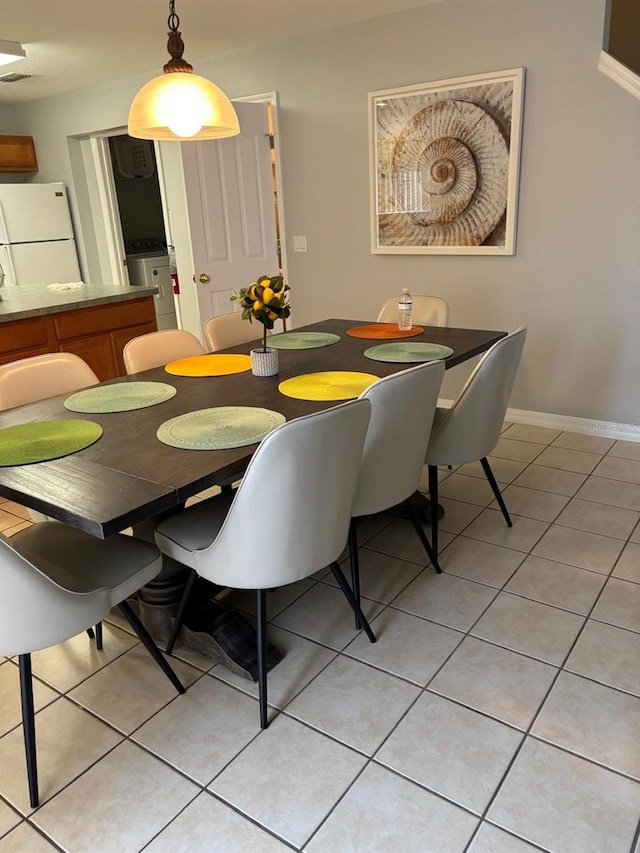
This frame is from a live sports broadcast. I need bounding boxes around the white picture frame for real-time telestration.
[369,67,525,255]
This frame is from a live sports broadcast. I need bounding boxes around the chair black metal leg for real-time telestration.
[481,457,512,527]
[330,562,376,644]
[256,589,268,730]
[348,519,362,630]
[428,465,440,563]
[403,498,441,574]
[118,600,185,694]
[166,569,198,655]
[86,623,104,649]
[19,654,39,809]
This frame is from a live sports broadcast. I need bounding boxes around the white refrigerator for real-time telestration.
[0,182,82,286]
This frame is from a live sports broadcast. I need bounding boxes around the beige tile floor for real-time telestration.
[1,424,640,852]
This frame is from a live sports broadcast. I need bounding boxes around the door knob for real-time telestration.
[198,273,210,284]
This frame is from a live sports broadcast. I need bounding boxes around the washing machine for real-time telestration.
[126,249,178,331]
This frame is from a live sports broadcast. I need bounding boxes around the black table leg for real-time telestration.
[130,516,282,680]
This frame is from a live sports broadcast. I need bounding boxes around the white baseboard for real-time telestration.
[437,399,640,443]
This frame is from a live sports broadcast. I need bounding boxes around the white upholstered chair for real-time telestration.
[123,329,205,374]
[0,525,184,808]
[155,399,375,729]
[377,294,450,327]
[348,361,445,622]
[425,326,528,562]
[204,311,262,351]
[0,352,105,646]
[0,352,99,412]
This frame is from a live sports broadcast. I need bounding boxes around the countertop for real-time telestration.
[0,283,159,323]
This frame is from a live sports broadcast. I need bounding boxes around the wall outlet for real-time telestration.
[293,236,307,252]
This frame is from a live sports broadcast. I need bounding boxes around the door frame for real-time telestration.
[78,91,287,339]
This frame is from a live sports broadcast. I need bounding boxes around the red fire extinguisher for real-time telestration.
[168,244,180,294]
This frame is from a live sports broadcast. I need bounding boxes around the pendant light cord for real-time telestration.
[163,0,193,74]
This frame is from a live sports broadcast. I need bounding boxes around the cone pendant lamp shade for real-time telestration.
[127,0,240,142]
[128,72,240,141]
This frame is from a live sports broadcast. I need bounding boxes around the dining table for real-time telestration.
[0,317,506,659]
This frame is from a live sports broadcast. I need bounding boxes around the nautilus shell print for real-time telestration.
[374,78,516,249]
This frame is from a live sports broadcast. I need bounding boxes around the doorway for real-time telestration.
[107,135,179,330]
[75,93,286,344]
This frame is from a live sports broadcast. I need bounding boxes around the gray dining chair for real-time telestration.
[0,525,185,808]
[154,398,375,729]
[425,326,527,562]
[349,361,445,624]
[377,294,450,327]
[123,328,205,374]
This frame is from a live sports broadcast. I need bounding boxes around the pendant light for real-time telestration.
[128,0,240,141]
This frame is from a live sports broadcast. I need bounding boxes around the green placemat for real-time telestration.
[157,406,286,450]
[278,371,380,401]
[0,419,103,466]
[267,331,341,350]
[363,342,454,363]
[64,382,177,413]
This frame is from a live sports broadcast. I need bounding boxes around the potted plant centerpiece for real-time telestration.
[231,274,291,376]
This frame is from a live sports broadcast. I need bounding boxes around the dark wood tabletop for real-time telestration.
[0,318,506,538]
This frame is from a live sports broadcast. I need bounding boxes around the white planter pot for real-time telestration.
[250,347,279,377]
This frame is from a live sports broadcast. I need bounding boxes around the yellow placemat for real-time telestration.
[165,354,252,377]
[0,419,103,466]
[278,371,380,401]
[346,323,424,340]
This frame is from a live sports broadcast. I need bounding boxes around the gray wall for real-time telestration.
[5,0,640,425]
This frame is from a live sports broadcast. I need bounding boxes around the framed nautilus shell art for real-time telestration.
[369,67,525,255]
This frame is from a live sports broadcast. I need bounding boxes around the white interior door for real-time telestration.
[181,102,279,330]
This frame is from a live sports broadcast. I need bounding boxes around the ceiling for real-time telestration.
[0,0,442,104]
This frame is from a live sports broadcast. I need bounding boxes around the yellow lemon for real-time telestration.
[248,284,258,300]
[262,287,275,303]
[268,310,278,320]
[253,300,264,311]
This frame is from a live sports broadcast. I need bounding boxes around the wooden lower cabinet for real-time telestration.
[0,297,157,380]
[59,334,117,381]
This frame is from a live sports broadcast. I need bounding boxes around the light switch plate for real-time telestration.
[293,236,307,252]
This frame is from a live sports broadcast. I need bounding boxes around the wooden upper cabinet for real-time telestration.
[0,135,38,173]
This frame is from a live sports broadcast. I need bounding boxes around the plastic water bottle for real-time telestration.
[398,288,413,330]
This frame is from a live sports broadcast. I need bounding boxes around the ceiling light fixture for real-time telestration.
[128,0,239,142]
[0,40,26,69]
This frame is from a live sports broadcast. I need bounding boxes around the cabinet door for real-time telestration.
[60,335,116,382]
[0,346,51,367]
[111,322,157,376]
[0,135,38,172]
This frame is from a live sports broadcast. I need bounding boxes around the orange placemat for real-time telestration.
[278,371,379,401]
[165,354,252,377]
[346,323,424,340]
